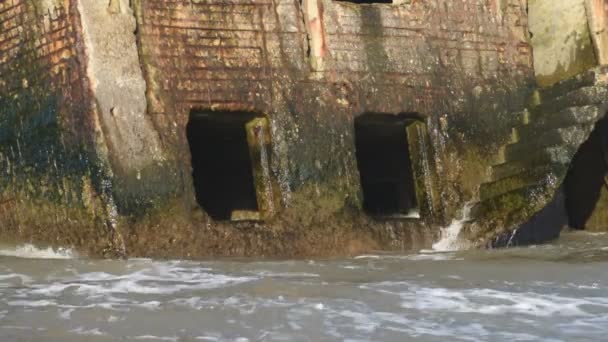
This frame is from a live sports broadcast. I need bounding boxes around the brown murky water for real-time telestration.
[0,231,607,341]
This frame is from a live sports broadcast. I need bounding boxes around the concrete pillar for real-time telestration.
[585,0,608,65]
[302,0,328,71]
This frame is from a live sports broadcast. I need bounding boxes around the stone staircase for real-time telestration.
[469,66,608,247]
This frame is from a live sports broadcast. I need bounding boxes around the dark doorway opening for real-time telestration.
[564,118,608,230]
[187,110,261,220]
[355,113,420,218]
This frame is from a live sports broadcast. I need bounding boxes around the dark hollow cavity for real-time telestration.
[187,110,260,220]
[354,113,419,217]
[564,118,608,230]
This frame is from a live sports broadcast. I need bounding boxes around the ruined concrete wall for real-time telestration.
[469,66,608,247]
[75,0,175,216]
[0,0,121,255]
[468,0,608,247]
[114,0,535,257]
[0,0,535,258]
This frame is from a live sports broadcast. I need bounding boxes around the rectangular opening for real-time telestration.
[355,113,419,218]
[187,110,274,221]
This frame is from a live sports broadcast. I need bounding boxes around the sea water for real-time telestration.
[0,231,607,341]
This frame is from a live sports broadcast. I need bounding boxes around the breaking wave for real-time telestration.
[0,244,76,259]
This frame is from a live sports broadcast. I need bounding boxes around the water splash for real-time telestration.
[0,244,76,259]
[432,202,474,252]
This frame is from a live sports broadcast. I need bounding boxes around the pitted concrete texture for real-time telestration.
[0,0,541,258]
[470,66,608,247]
[77,0,164,174]
[529,0,598,86]
[584,0,608,65]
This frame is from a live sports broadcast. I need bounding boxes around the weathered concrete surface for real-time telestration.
[529,0,598,86]
[302,0,328,71]
[585,0,608,65]
[119,0,534,258]
[0,0,123,257]
[77,0,162,171]
[467,66,608,247]
[77,0,177,215]
[422,0,608,247]
[1,0,535,258]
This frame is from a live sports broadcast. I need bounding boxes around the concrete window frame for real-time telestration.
[186,110,279,222]
[354,112,435,221]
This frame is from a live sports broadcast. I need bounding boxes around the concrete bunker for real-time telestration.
[354,113,422,219]
[187,110,277,221]
[564,117,608,231]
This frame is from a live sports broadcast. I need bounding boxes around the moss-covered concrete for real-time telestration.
[0,0,121,256]
[0,0,537,257]
[468,66,608,247]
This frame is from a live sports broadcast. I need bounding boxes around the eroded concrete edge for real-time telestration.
[76,0,164,174]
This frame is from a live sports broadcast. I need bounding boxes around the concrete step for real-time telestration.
[519,105,602,138]
[491,146,575,180]
[532,86,608,115]
[505,125,594,162]
[496,109,532,132]
[513,109,531,126]
[480,163,566,201]
[535,66,608,103]
[471,184,542,221]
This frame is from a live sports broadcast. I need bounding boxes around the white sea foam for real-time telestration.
[342,265,361,269]
[0,246,606,341]
[0,244,76,259]
[404,252,459,261]
[354,252,459,261]
[59,308,74,320]
[248,271,320,278]
[133,336,178,341]
[432,202,474,252]
[353,254,381,259]
[70,327,106,336]
[6,299,57,307]
[361,280,608,318]
[26,269,257,299]
[0,273,33,284]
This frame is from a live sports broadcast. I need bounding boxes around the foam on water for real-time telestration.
[0,244,76,259]
[355,253,459,261]
[23,262,258,299]
[396,284,602,316]
[70,327,106,336]
[0,234,607,341]
[432,202,474,252]
[133,336,179,341]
